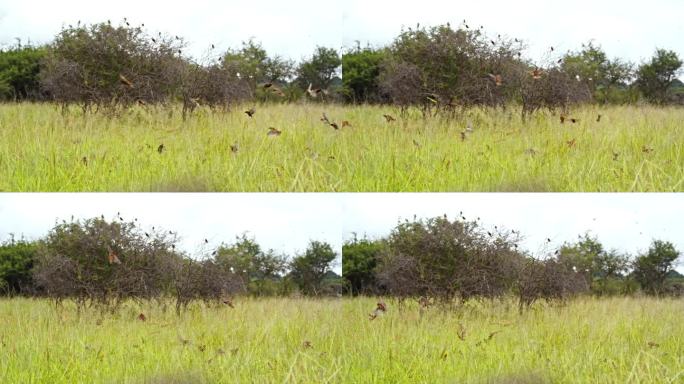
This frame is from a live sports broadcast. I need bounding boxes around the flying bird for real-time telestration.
[267,127,282,136]
[107,246,121,265]
[382,114,396,123]
[488,73,503,86]
[157,144,164,154]
[244,107,256,117]
[119,74,133,88]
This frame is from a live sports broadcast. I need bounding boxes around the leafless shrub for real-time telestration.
[173,258,245,314]
[179,62,251,119]
[379,61,424,111]
[517,258,589,312]
[520,67,592,118]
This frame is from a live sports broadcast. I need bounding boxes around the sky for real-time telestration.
[0,193,343,272]
[1,193,683,273]
[0,0,343,61]
[342,193,684,273]
[343,0,684,66]
[2,0,682,66]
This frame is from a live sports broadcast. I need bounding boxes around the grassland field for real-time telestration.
[0,297,682,383]
[0,103,682,192]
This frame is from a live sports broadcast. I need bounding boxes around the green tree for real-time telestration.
[214,234,288,296]
[0,238,39,295]
[557,233,630,295]
[222,38,294,89]
[561,42,633,104]
[635,49,683,104]
[341,44,387,103]
[0,43,47,100]
[296,46,341,90]
[342,235,385,295]
[289,241,337,296]
[632,240,680,295]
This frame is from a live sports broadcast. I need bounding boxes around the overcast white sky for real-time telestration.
[343,0,683,66]
[2,0,682,66]
[342,193,684,272]
[1,193,682,273]
[0,193,343,272]
[0,0,343,61]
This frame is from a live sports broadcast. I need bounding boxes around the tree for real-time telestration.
[632,240,680,295]
[222,38,294,89]
[296,46,341,90]
[33,217,181,308]
[342,235,385,295]
[0,43,47,100]
[557,233,630,295]
[635,49,683,104]
[376,216,524,302]
[561,42,633,104]
[341,44,387,103]
[289,241,337,296]
[214,234,288,296]
[0,238,38,295]
[40,21,185,110]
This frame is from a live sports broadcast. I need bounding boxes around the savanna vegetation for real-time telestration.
[1,213,683,382]
[0,21,682,192]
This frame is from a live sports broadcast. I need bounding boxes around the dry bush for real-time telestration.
[376,216,524,303]
[520,67,592,118]
[33,217,181,309]
[517,258,589,312]
[179,62,251,119]
[173,258,244,314]
[39,21,185,111]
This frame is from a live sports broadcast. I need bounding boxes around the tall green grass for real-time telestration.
[0,297,682,383]
[0,103,682,191]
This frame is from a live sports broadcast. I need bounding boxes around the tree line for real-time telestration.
[0,21,342,113]
[0,217,342,312]
[343,216,683,311]
[1,22,682,111]
[342,24,683,111]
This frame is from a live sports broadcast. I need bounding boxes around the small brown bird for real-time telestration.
[107,246,121,265]
[596,114,602,122]
[341,120,352,128]
[81,156,88,166]
[157,144,164,154]
[302,341,313,349]
[612,151,619,161]
[642,145,654,154]
[369,301,387,320]
[262,82,273,89]
[270,86,285,97]
[320,113,330,124]
[307,83,322,98]
[330,122,339,130]
[531,68,543,80]
[557,58,563,64]
[560,114,566,124]
[245,107,256,117]
[570,118,578,124]
[138,313,146,322]
[230,142,239,153]
[136,99,146,106]
[488,73,503,86]
[267,127,282,136]
[223,298,234,308]
[566,138,577,148]
[383,114,396,123]
[119,74,133,88]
